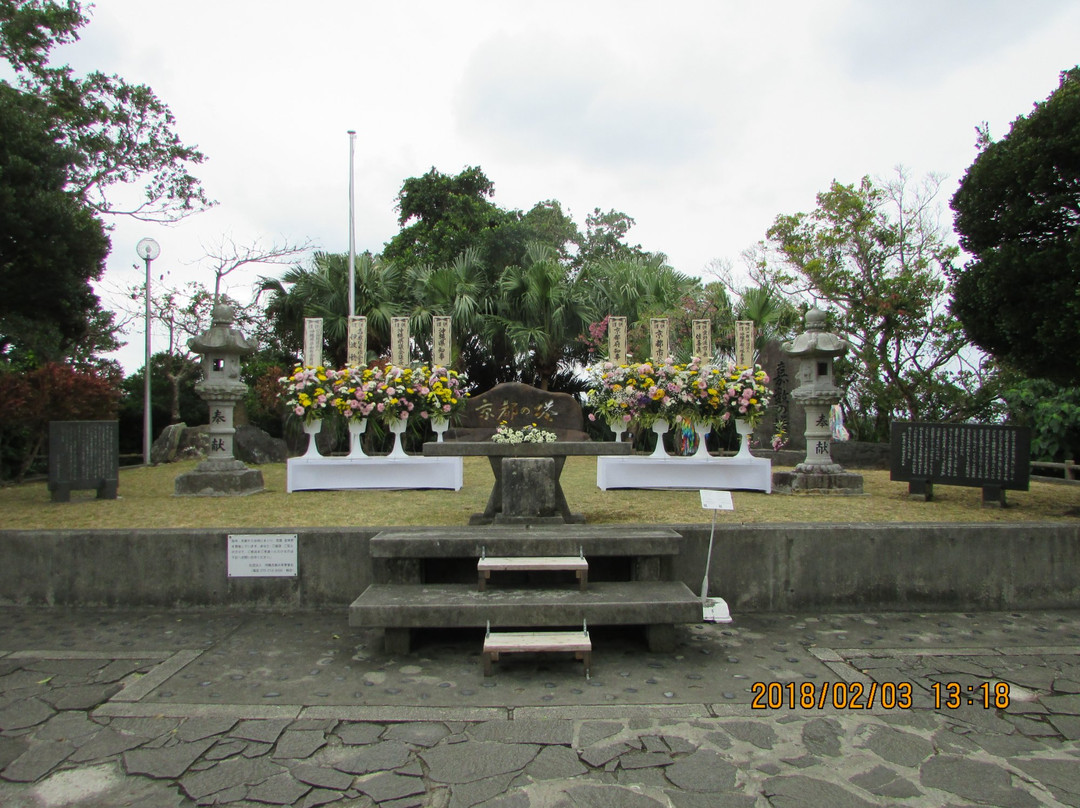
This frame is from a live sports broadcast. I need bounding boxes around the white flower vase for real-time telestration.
[734,419,754,459]
[431,419,449,443]
[650,419,670,458]
[693,422,712,459]
[387,419,409,459]
[302,421,322,459]
[607,419,627,443]
[347,419,367,458]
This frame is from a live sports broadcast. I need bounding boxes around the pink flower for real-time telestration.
[588,413,597,421]
[294,406,305,416]
[377,403,385,412]
[420,411,429,419]
[443,404,452,412]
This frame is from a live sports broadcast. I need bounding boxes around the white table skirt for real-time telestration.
[287,456,463,492]
[596,455,771,493]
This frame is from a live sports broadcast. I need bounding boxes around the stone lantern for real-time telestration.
[175,304,264,496]
[773,308,863,494]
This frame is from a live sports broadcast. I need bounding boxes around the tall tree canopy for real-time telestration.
[0,83,110,363]
[752,170,997,440]
[950,67,1080,386]
[0,0,211,222]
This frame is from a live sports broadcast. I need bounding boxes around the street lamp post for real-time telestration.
[136,238,160,466]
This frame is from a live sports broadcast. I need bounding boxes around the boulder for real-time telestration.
[234,425,287,464]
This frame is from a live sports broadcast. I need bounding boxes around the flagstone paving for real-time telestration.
[0,608,1078,807]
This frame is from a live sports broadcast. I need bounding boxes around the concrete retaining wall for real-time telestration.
[1,523,1077,612]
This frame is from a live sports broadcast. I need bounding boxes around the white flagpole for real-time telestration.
[347,130,356,318]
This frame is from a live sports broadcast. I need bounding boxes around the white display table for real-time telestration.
[286,455,463,492]
[596,455,771,493]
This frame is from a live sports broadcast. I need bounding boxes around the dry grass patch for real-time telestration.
[0,456,1076,530]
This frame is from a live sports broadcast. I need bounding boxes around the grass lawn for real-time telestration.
[1,457,1077,530]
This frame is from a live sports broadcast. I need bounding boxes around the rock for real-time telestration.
[234,425,287,464]
[150,423,187,465]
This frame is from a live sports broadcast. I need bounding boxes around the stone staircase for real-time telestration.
[348,525,702,655]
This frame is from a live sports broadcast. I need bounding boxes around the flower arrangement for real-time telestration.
[373,364,420,424]
[583,359,773,430]
[414,365,467,423]
[491,422,558,444]
[330,365,383,421]
[717,363,771,427]
[280,364,333,423]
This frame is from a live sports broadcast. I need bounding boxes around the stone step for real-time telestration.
[348,581,702,629]
[483,628,592,677]
[477,556,588,591]
[369,526,682,558]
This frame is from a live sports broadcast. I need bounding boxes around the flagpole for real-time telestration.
[347,129,356,318]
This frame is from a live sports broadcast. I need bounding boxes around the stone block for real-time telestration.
[501,458,557,519]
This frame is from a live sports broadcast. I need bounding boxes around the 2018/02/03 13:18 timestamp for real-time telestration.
[749,681,1012,710]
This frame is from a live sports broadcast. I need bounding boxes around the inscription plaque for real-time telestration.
[890,422,1031,505]
[228,533,298,578]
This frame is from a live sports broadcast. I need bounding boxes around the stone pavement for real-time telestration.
[1,607,1079,807]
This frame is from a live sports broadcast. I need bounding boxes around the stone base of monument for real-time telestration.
[494,457,565,525]
[174,458,265,497]
[771,469,864,495]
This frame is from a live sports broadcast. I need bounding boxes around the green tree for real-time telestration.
[950,66,1080,386]
[260,252,404,367]
[1,0,211,222]
[574,208,646,269]
[0,82,110,364]
[383,166,508,271]
[495,243,595,390]
[753,170,992,440]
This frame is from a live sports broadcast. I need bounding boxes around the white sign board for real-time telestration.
[228,533,298,578]
[347,316,367,366]
[699,489,734,511]
[303,319,323,368]
[432,316,452,367]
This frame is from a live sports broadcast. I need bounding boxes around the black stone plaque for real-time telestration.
[890,421,1030,504]
[48,421,119,502]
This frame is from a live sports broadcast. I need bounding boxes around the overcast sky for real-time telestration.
[52,0,1080,371]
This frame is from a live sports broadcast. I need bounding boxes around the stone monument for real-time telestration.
[772,308,863,494]
[175,304,264,496]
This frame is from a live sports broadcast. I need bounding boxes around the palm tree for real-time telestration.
[259,252,403,366]
[494,243,596,390]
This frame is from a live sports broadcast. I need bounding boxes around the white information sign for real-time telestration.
[228,533,298,578]
[699,489,734,511]
[303,318,323,368]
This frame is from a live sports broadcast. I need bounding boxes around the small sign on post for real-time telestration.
[735,320,755,368]
[347,316,367,366]
[433,316,452,367]
[303,318,323,368]
[698,488,733,623]
[692,320,712,360]
[228,534,298,578]
[608,316,628,365]
[390,317,410,367]
[650,318,670,362]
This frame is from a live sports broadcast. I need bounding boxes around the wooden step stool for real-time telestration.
[482,620,591,678]
[477,546,588,591]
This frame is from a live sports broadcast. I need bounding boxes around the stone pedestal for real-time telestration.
[174,458,264,497]
[496,457,561,524]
